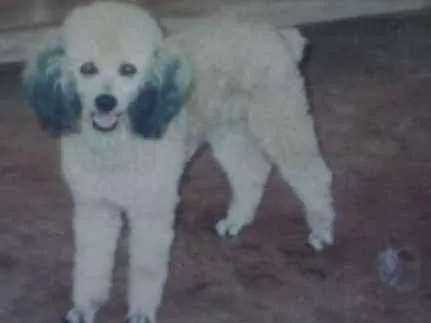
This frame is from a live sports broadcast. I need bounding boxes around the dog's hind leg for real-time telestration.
[273,145,335,251]
[63,202,122,323]
[249,81,336,251]
[209,126,271,238]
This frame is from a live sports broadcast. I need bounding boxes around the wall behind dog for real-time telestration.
[0,0,429,64]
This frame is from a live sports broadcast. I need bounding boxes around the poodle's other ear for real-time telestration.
[23,41,81,137]
[279,27,307,64]
[129,51,194,139]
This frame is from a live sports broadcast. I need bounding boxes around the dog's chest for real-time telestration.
[70,165,166,206]
[60,132,186,207]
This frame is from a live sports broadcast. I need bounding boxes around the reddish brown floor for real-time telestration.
[1,11,431,323]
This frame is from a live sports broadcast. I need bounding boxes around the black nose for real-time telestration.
[95,94,117,113]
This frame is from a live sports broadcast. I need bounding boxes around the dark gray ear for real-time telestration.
[23,41,81,137]
[128,51,194,139]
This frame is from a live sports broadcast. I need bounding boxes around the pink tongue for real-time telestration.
[93,114,117,128]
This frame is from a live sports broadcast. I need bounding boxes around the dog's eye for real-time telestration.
[79,62,98,76]
[119,63,137,77]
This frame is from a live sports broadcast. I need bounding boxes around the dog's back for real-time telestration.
[163,15,306,142]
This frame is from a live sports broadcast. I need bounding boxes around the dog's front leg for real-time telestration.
[125,210,174,323]
[63,201,122,323]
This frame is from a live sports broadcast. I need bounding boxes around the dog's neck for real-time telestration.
[61,109,188,175]
[66,120,142,171]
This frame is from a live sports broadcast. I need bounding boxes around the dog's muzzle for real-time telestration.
[92,94,121,132]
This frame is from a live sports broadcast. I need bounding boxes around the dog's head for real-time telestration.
[23,2,193,138]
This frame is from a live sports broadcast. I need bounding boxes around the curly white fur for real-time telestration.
[23,2,336,323]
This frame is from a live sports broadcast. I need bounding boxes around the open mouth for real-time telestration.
[91,112,121,132]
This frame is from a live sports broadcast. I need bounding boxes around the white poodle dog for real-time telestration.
[23,2,336,323]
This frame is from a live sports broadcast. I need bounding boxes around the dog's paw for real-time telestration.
[307,223,334,251]
[215,217,248,238]
[62,309,85,323]
[124,313,151,323]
